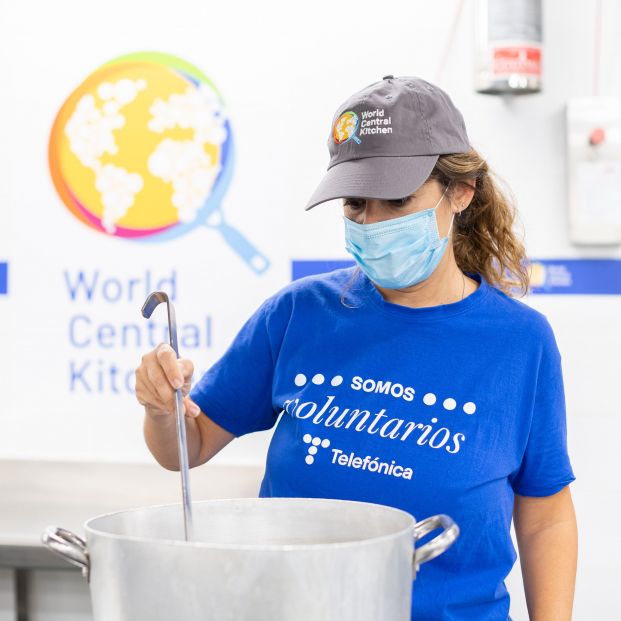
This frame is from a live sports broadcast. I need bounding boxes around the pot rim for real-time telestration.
[83,496,418,552]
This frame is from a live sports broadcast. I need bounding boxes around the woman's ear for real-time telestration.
[452,182,475,212]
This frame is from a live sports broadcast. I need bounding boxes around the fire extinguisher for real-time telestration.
[475,0,543,95]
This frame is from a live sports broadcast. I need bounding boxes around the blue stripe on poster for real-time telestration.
[0,262,7,295]
[291,259,355,281]
[291,259,621,295]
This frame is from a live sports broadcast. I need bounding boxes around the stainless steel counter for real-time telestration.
[0,459,264,620]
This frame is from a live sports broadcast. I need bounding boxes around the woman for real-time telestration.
[135,76,578,620]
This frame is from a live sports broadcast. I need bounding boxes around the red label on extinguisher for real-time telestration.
[493,46,541,76]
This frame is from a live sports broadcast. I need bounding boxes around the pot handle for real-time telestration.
[412,514,460,577]
[41,526,90,582]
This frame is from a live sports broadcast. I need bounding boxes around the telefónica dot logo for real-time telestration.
[302,434,331,465]
[49,51,270,274]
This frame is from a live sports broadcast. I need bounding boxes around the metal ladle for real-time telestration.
[141,291,194,541]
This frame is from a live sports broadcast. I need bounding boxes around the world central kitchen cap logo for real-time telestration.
[333,111,362,145]
[49,51,270,274]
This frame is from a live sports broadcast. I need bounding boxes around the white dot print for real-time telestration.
[294,374,307,387]
[423,393,437,406]
[463,402,477,415]
[331,375,344,387]
[302,435,329,465]
[443,398,457,410]
[312,374,325,385]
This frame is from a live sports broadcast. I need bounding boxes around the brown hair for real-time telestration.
[340,146,531,307]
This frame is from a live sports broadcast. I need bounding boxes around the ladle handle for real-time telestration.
[41,526,90,581]
[141,291,194,542]
[167,299,194,542]
[412,514,460,577]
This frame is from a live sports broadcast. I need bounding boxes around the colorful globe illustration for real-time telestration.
[333,111,359,144]
[49,51,233,241]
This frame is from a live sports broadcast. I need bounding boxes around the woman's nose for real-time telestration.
[360,200,385,224]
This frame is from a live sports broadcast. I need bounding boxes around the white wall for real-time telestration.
[1,0,619,618]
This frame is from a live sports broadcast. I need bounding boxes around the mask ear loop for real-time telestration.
[438,182,459,239]
[447,200,465,238]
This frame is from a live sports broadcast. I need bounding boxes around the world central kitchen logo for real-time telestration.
[332,108,393,145]
[48,51,270,274]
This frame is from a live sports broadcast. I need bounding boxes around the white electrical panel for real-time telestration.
[566,97,621,245]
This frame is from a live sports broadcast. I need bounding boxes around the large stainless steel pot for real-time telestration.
[42,497,459,621]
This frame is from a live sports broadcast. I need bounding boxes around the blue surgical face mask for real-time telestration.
[343,185,454,289]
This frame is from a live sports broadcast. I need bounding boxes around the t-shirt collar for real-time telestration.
[356,269,489,320]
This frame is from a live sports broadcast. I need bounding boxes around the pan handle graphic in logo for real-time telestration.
[145,135,270,274]
[49,51,270,275]
[333,111,361,145]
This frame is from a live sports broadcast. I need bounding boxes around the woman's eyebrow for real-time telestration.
[342,194,417,202]
[389,194,416,202]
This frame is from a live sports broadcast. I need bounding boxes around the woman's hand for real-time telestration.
[135,342,201,419]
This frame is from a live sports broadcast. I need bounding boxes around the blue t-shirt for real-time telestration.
[190,267,576,621]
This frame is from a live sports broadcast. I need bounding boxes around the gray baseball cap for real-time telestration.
[304,75,471,211]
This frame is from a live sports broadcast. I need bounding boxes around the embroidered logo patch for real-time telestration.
[333,111,361,145]
[333,108,394,145]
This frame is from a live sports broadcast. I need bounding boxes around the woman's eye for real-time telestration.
[388,197,411,207]
[343,196,412,209]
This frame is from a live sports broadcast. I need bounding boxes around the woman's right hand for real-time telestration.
[135,342,201,419]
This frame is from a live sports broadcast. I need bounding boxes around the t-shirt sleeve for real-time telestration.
[189,294,289,437]
[509,317,577,497]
